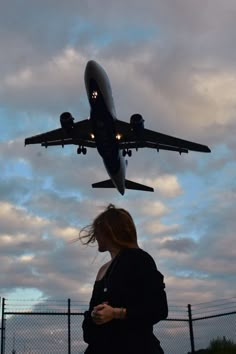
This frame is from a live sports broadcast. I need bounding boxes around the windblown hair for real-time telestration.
[79,204,137,248]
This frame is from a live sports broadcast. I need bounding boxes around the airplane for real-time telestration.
[25,60,211,195]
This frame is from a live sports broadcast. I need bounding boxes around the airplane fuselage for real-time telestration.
[84,60,126,194]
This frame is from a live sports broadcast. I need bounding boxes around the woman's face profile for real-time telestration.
[95,228,109,253]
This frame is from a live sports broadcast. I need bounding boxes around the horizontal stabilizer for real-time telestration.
[125,179,154,192]
[92,179,115,189]
[92,179,154,192]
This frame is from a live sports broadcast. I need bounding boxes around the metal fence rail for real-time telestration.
[0,297,235,354]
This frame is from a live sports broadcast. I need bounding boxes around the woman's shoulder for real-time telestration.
[121,247,153,258]
[120,247,157,268]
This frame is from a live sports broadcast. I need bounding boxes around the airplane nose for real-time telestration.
[85,60,98,74]
[84,60,107,95]
[86,60,94,69]
[85,60,99,84]
[87,60,97,67]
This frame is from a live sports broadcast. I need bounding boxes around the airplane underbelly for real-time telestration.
[91,112,120,173]
[109,162,125,193]
[100,137,120,174]
[96,137,120,174]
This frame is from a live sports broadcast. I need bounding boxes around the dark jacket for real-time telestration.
[83,248,167,354]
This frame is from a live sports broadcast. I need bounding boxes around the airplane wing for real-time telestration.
[25,119,96,148]
[115,120,211,153]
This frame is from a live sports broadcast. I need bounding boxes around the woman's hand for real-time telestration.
[91,303,114,325]
[91,303,126,325]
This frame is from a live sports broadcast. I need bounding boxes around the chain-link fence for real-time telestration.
[1,297,235,354]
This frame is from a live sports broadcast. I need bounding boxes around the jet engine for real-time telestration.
[130,114,145,136]
[60,112,74,131]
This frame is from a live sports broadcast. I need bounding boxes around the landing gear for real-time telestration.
[77,146,87,155]
[122,149,132,157]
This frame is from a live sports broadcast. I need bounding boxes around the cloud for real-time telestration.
[159,237,196,253]
[134,174,183,198]
[143,222,180,238]
[153,175,183,197]
[0,200,104,299]
[138,200,169,216]
[0,0,236,316]
[0,48,87,113]
[0,201,49,236]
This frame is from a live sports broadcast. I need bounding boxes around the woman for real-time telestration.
[81,204,168,354]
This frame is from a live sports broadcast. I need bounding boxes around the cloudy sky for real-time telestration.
[1,0,236,317]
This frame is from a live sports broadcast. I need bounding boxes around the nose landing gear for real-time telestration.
[122,149,132,157]
[77,146,87,155]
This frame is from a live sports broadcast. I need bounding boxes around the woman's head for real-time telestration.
[80,204,138,251]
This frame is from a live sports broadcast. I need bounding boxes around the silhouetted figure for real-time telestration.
[80,204,168,354]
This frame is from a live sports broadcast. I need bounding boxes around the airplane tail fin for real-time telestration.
[92,179,154,192]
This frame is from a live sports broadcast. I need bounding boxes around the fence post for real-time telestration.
[0,297,1,354]
[188,304,195,353]
[68,298,71,354]
[1,298,5,354]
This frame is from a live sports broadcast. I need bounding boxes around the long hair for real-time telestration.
[79,204,137,248]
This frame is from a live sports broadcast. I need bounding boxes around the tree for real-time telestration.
[207,336,236,354]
